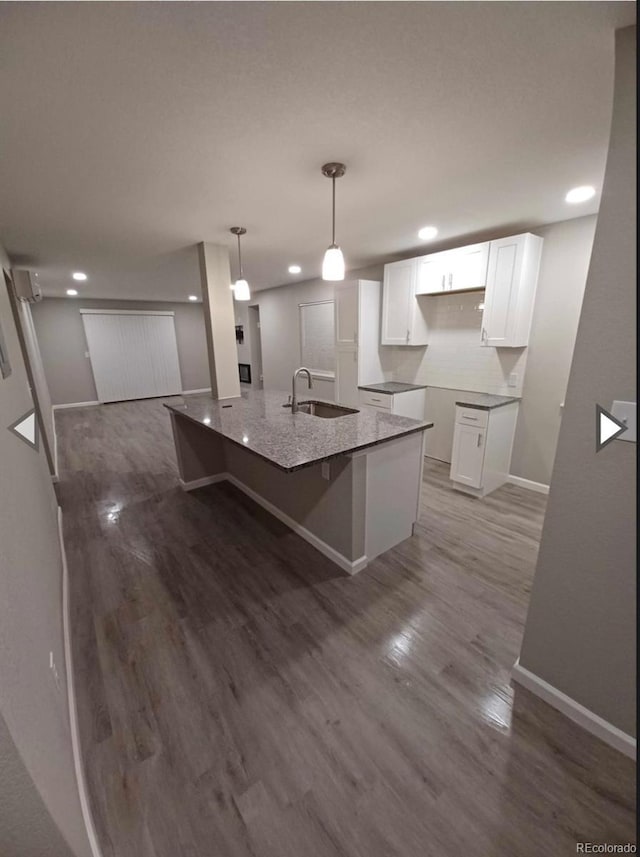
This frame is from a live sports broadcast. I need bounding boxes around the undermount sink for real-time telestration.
[296,400,359,419]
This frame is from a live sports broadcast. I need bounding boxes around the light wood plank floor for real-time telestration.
[56,397,636,857]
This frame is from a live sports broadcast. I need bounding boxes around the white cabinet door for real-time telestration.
[481,234,543,347]
[449,242,490,292]
[450,423,486,488]
[415,254,447,295]
[381,259,428,346]
[335,348,360,408]
[381,260,414,345]
[334,280,358,348]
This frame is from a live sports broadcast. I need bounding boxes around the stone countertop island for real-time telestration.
[165,389,433,574]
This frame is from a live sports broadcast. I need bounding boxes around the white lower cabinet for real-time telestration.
[450,402,519,497]
[450,423,486,488]
[358,388,426,420]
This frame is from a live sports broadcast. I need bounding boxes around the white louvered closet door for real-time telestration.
[81,310,182,403]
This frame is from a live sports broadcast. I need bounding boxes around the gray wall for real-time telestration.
[511,215,596,485]
[251,263,387,401]
[0,712,76,857]
[32,298,211,405]
[519,26,636,737]
[0,245,91,856]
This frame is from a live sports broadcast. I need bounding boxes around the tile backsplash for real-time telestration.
[390,291,528,396]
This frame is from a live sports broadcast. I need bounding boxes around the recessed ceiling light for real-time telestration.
[288,265,302,274]
[418,226,438,241]
[72,272,87,281]
[188,295,198,301]
[66,288,78,296]
[565,186,596,204]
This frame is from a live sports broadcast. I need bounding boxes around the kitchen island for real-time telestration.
[165,389,433,573]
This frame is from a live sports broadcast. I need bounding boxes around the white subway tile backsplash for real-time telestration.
[391,291,528,396]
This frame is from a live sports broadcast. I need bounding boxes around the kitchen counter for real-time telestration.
[455,393,520,410]
[358,381,428,395]
[165,389,432,574]
[164,389,432,473]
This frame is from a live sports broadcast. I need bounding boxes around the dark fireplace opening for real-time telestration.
[238,363,251,384]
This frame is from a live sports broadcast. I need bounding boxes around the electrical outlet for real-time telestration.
[508,373,518,388]
[49,651,61,693]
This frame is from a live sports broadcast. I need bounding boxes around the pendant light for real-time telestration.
[321,162,346,281]
[230,227,250,301]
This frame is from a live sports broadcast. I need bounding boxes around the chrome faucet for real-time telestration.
[291,367,313,413]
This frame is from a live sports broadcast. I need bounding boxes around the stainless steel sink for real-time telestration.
[296,400,359,418]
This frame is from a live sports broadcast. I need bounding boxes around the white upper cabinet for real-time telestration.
[415,251,449,294]
[415,242,490,294]
[481,233,543,348]
[449,242,490,291]
[381,259,428,346]
[382,232,542,349]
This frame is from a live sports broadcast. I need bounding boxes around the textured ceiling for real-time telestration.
[0,2,635,299]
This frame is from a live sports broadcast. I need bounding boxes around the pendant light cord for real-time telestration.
[237,232,243,278]
[332,177,336,245]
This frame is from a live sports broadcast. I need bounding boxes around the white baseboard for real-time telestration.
[180,474,227,491]
[182,471,367,575]
[181,388,211,396]
[52,401,100,411]
[507,475,550,495]
[512,659,636,760]
[58,508,104,857]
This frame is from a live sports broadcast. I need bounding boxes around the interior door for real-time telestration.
[82,310,182,403]
[450,424,485,487]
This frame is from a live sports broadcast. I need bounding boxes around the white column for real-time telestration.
[197,242,241,400]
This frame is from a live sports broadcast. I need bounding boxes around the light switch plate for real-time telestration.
[508,373,518,388]
[321,462,331,480]
[610,401,636,442]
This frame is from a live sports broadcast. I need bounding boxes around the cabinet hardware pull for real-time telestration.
[477,434,482,447]
[406,329,410,342]
[448,273,453,289]
[481,327,487,342]
[441,274,446,290]
[463,416,478,421]
[371,397,381,402]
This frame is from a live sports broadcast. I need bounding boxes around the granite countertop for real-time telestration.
[455,393,521,410]
[358,381,428,395]
[164,389,433,473]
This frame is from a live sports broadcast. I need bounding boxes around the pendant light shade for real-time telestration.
[233,278,250,301]
[230,227,250,301]
[321,162,346,282]
[322,245,345,281]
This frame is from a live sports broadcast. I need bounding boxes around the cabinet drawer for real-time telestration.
[360,390,392,409]
[455,407,488,428]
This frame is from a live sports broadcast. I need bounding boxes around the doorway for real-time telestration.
[248,305,263,389]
